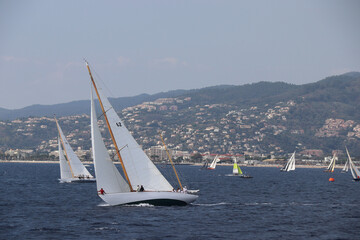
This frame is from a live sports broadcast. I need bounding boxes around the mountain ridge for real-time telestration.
[0,72,359,121]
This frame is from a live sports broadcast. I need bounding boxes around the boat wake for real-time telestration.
[192,202,228,207]
[124,203,155,207]
[98,202,111,207]
[244,202,272,206]
[98,202,155,207]
[224,174,238,177]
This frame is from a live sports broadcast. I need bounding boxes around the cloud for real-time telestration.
[117,56,131,66]
[1,55,28,63]
[149,57,188,69]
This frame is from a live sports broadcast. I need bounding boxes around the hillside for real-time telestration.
[0,89,194,121]
[1,72,360,157]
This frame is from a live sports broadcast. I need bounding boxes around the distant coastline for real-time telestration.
[0,159,343,169]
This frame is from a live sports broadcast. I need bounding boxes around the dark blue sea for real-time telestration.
[1,163,359,240]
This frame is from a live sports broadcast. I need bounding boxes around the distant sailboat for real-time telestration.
[55,117,95,183]
[324,153,336,172]
[341,147,350,173]
[87,62,198,206]
[345,147,360,181]
[200,161,209,170]
[233,159,252,178]
[280,152,296,172]
[342,158,349,173]
[233,160,242,175]
[207,155,220,170]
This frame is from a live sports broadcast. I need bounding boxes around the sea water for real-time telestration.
[1,163,359,239]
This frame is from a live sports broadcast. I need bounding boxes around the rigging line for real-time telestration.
[97,107,114,120]
[159,131,183,190]
[118,144,128,152]
[87,61,116,99]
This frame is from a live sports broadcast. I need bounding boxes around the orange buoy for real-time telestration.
[329,177,335,182]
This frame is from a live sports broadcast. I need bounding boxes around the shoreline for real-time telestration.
[0,160,343,169]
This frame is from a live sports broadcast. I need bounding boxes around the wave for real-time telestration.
[124,203,155,207]
[244,202,272,206]
[98,202,111,207]
[192,202,229,207]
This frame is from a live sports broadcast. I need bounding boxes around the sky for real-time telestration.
[0,0,359,109]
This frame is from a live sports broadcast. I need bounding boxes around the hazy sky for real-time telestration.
[1,0,359,109]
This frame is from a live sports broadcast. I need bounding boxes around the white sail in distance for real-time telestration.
[281,152,295,172]
[58,138,72,180]
[346,147,360,180]
[56,119,93,178]
[325,153,336,172]
[91,87,130,193]
[343,146,350,172]
[208,155,219,169]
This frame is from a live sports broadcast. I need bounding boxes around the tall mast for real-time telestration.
[54,117,75,178]
[86,62,134,192]
[159,132,183,190]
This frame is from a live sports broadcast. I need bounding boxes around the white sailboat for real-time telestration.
[87,62,198,206]
[342,158,349,173]
[345,147,360,181]
[207,155,220,170]
[280,151,296,172]
[55,117,95,183]
[342,147,350,173]
[324,153,336,172]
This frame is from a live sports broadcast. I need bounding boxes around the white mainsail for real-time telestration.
[325,153,336,172]
[342,158,349,172]
[288,152,296,171]
[208,155,219,169]
[346,147,360,180]
[91,88,130,193]
[342,147,350,172]
[90,70,173,192]
[56,118,93,178]
[59,138,72,180]
[281,152,295,172]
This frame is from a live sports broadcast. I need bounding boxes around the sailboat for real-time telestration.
[55,117,95,183]
[233,159,252,178]
[324,153,336,172]
[341,147,350,173]
[345,147,360,181]
[280,151,296,172]
[200,160,209,170]
[207,155,220,170]
[87,62,198,206]
[342,157,349,173]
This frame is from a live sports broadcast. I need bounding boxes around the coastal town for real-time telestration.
[1,96,359,166]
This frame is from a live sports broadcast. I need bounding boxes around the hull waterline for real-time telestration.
[59,178,96,183]
[100,191,198,206]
